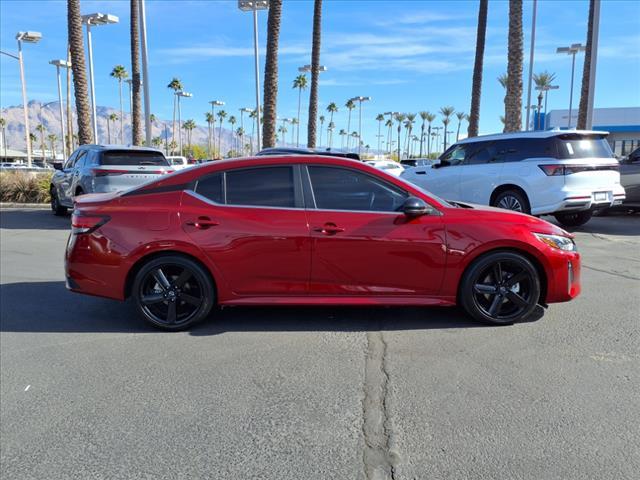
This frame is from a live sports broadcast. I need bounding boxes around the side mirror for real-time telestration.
[53,162,63,171]
[402,196,432,217]
[433,159,449,169]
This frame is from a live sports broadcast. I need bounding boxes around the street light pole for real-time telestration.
[238,1,268,152]
[384,111,398,156]
[176,91,191,156]
[138,0,152,146]
[209,100,224,157]
[350,96,370,156]
[557,43,585,128]
[49,59,71,159]
[82,13,119,144]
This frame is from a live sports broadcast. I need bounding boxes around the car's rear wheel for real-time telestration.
[459,251,541,325]
[492,189,530,214]
[50,186,68,216]
[554,210,593,227]
[132,255,215,331]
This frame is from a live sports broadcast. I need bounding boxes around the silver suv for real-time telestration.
[50,145,173,215]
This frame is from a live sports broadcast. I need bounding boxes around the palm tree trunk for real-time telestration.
[66,45,73,153]
[427,125,432,156]
[296,87,302,147]
[346,111,352,150]
[419,124,425,157]
[67,0,93,145]
[262,0,283,148]
[306,0,322,148]
[118,79,124,143]
[172,96,177,147]
[107,119,111,143]
[505,0,524,132]
[577,0,596,130]
[456,120,461,141]
[130,0,142,145]
[218,121,223,155]
[468,0,488,138]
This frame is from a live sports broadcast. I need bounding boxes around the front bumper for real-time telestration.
[544,249,581,303]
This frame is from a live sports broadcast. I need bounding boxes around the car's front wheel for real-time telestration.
[492,189,530,214]
[50,186,68,216]
[132,255,215,331]
[554,210,593,227]
[459,251,541,325]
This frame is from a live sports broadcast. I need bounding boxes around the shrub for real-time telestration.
[0,171,53,203]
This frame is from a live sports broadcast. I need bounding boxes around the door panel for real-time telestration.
[307,210,447,295]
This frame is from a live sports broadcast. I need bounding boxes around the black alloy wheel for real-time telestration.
[460,251,541,325]
[492,190,530,214]
[133,255,214,330]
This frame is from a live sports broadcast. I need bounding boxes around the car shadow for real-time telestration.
[544,211,640,237]
[0,281,545,335]
[0,209,70,230]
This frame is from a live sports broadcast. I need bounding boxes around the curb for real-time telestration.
[0,203,50,209]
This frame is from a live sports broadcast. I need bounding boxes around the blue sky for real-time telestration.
[1,0,639,146]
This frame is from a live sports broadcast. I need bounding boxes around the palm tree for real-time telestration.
[205,112,214,157]
[249,109,257,155]
[418,112,428,157]
[468,0,488,138]
[505,0,523,132]
[290,118,298,146]
[110,65,128,144]
[67,0,92,144]
[339,129,347,150]
[404,113,416,157]
[345,99,355,149]
[278,125,287,147]
[318,115,325,148]
[217,109,227,154]
[425,112,436,156]
[236,127,245,155]
[29,133,37,155]
[440,106,455,150]
[533,70,557,129]
[577,0,596,130]
[130,0,142,145]
[326,102,338,146]
[107,113,118,143]
[394,113,405,160]
[385,119,393,155]
[228,115,237,152]
[0,117,7,157]
[168,140,177,155]
[182,119,196,152]
[292,74,308,147]
[306,0,323,148]
[455,112,467,141]
[48,134,57,160]
[375,114,384,152]
[327,121,335,148]
[499,115,506,126]
[262,0,283,148]
[35,124,46,159]
[167,78,183,146]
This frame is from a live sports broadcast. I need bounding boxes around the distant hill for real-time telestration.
[0,100,254,156]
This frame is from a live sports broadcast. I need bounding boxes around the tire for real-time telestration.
[491,189,530,214]
[50,186,68,216]
[132,255,215,331]
[554,210,593,227]
[459,251,541,325]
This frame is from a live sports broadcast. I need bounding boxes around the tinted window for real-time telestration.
[466,142,496,165]
[440,145,468,165]
[64,150,79,169]
[308,166,407,212]
[196,173,223,204]
[100,151,169,166]
[226,167,295,208]
[74,151,88,169]
[555,134,615,159]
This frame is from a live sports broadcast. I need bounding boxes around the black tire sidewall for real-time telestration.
[50,187,67,215]
[493,190,531,214]
[132,255,215,331]
[460,251,541,325]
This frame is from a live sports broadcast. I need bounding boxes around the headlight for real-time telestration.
[533,233,577,252]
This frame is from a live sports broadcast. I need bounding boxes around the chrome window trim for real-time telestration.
[184,189,307,212]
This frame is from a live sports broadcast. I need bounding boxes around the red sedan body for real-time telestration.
[65,155,580,324]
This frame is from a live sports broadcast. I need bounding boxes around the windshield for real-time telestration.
[100,151,169,166]
[555,134,614,159]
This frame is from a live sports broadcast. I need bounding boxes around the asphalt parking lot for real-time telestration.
[1,208,639,480]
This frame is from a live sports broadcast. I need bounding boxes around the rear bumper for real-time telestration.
[533,185,626,215]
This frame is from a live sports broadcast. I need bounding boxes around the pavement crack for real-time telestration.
[362,330,398,480]
[583,264,640,281]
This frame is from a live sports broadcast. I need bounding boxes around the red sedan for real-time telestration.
[65,155,581,330]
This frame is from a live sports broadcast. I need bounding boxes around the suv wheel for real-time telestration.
[132,255,215,331]
[50,186,68,216]
[492,190,530,214]
[554,210,593,227]
[459,251,541,325]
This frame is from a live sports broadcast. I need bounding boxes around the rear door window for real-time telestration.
[100,151,169,166]
[195,173,224,204]
[555,134,615,159]
[226,167,295,208]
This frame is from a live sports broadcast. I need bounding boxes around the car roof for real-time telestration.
[79,144,164,153]
[257,147,360,160]
[455,129,609,145]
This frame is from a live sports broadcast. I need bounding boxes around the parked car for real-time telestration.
[50,145,173,215]
[66,154,580,330]
[401,158,437,168]
[257,146,360,160]
[166,156,192,170]
[364,159,405,176]
[613,147,640,211]
[401,130,625,227]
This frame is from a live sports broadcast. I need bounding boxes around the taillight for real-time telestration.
[91,168,129,176]
[71,213,110,234]
[538,164,565,176]
[539,163,619,176]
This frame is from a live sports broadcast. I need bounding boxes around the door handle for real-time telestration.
[185,216,219,230]
[313,223,345,235]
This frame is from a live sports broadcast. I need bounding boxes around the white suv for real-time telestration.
[401,130,625,226]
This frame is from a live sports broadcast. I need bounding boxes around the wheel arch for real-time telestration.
[124,250,219,301]
[457,247,548,306]
[490,184,531,210]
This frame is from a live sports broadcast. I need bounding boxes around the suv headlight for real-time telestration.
[533,233,577,252]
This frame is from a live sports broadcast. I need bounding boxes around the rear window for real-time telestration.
[555,134,614,159]
[100,151,169,166]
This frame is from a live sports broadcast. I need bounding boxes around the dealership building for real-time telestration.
[541,107,640,157]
